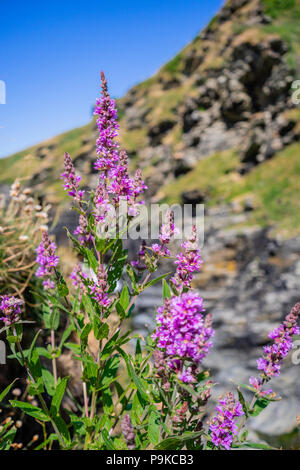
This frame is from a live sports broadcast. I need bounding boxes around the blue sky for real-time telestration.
[0,0,223,158]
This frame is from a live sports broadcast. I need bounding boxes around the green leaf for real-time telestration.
[0,378,19,402]
[126,264,138,292]
[57,281,69,297]
[107,240,127,293]
[240,442,274,450]
[94,317,109,341]
[0,428,17,450]
[155,431,203,450]
[54,415,71,445]
[102,429,116,450]
[119,285,130,310]
[80,323,92,350]
[98,355,120,391]
[42,368,56,396]
[59,324,75,349]
[131,392,144,426]
[28,329,42,364]
[115,382,127,407]
[144,272,171,289]
[64,342,81,355]
[55,270,69,297]
[43,305,60,330]
[162,279,172,300]
[29,348,43,382]
[237,387,249,418]
[33,433,58,450]
[86,249,98,273]
[249,397,269,417]
[10,400,50,422]
[50,376,70,416]
[135,339,142,364]
[148,408,161,445]
[95,236,106,253]
[81,295,95,320]
[117,348,149,403]
[6,335,20,344]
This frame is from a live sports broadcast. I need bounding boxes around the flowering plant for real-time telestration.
[0,72,299,451]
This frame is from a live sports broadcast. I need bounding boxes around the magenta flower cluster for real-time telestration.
[35,230,59,289]
[61,152,84,202]
[0,295,24,326]
[94,71,120,173]
[152,292,214,383]
[93,73,146,213]
[151,209,176,257]
[74,214,92,245]
[88,265,111,310]
[171,225,202,291]
[70,264,88,300]
[61,72,146,246]
[249,303,300,394]
[209,393,244,450]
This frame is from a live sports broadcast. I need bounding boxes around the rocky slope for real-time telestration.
[1,0,300,443]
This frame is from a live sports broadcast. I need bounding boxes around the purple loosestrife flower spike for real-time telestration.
[171,225,202,290]
[0,295,24,326]
[74,214,92,245]
[70,264,88,300]
[61,152,84,202]
[249,302,300,392]
[89,265,111,309]
[35,230,59,290]
[151,209,176,257]
[92,73,146,217]
[152,292,214,383]
[209,393,244,450]
[94,71,120,173]
[121,414,135,450]
[93,182,110,223]
[109,150,133,200]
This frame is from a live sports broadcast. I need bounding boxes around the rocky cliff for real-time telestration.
[1,0,300,443]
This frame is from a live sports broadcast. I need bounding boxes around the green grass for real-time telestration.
[163,150,240,204]
[262,0,296,18]
[163,142,300,238]
[261,0,300,73]
[162,53,183,75]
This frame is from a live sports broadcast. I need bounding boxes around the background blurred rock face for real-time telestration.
[1,0,300,443]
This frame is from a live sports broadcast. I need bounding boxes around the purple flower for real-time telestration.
[251,303,300,385]
[93,183,110,223]
[209,393,244,450]
[152,292,214,382]
[74,214,92,245]
[0,295,24,326]
[108,150,133,199]
[94,71,120,173]
[249,377,273,397]
[171,225,202,290]
[121,414,135,450]
[70,264,88,299]
[35,230,59,289]
[61,152,84,202]
[151,210,176,257]
[89,265,111,309]
[93,74,146,215]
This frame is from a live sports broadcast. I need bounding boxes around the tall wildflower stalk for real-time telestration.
[0,72,299,451]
